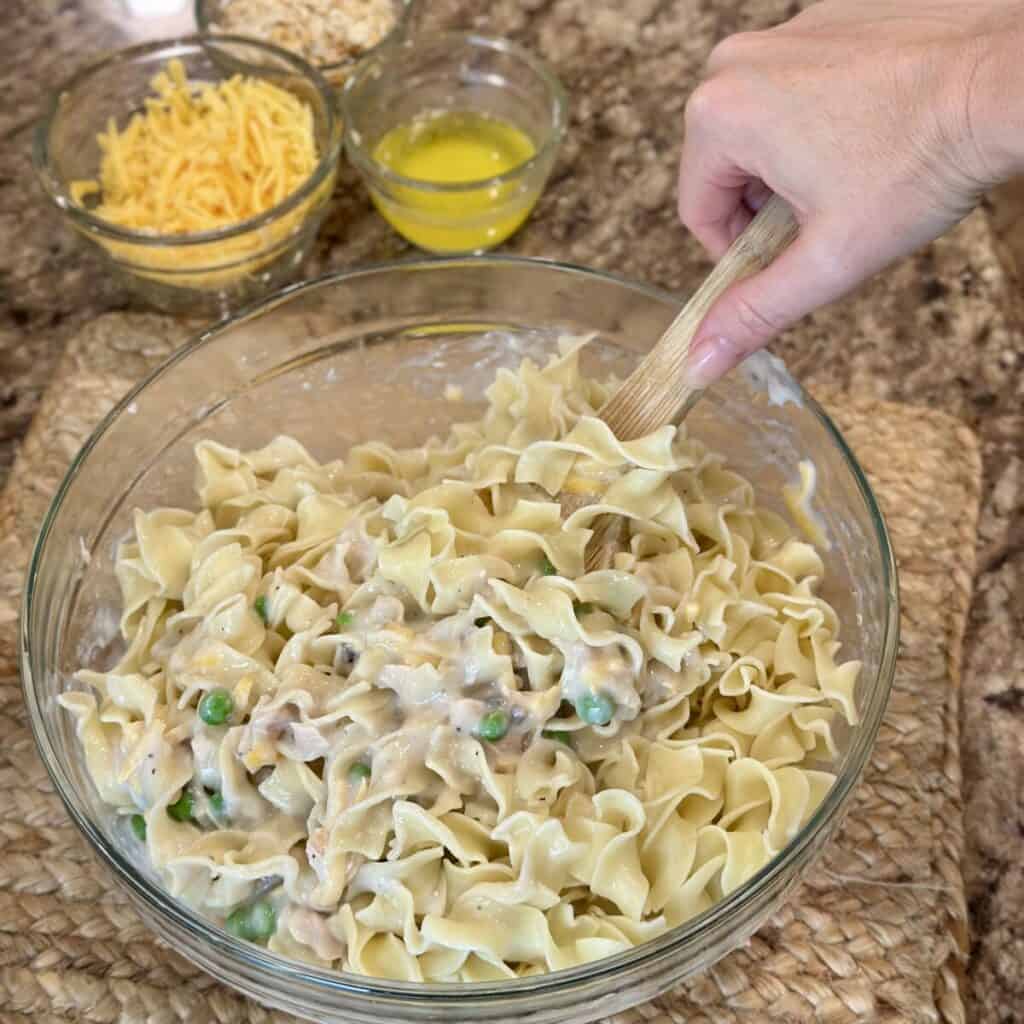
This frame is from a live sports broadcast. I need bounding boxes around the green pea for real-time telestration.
[474,617,490,628]
[541,729,572,746]
[226,900,276,943]
[130,814,147,840]
[254,595,269,623]
[198,688,234,726]
[477,708,510,742]
[576,692,616,727]
[540,555,557,576]
[209,791,225,817]
[336,611,354,628]
[348,761,372,781]
[167,789,194,822]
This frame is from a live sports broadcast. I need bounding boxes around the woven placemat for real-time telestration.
[0,315,981,1024]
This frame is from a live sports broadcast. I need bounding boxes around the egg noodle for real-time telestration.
[69,59,327,289]
[63,338,860,980]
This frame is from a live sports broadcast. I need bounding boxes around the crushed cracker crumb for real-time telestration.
[210,0,399,67]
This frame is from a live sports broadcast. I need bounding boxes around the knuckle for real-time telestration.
[707,30,764,71]
[684,75,737,129]
[731,294,787,343]
[677,186,692,224]
[804,227,856,289]
[812,251,848,293]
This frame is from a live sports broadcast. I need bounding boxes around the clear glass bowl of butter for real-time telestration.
[33,37,341,317]
[342,33,568,254]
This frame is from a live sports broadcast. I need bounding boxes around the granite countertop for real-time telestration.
[1,0,1021,1020]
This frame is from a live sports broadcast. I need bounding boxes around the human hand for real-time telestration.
[678,0,1024,387]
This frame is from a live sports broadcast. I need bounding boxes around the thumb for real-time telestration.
[683,229,851,388]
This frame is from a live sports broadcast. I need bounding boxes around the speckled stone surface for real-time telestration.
[0,1,1021,1020]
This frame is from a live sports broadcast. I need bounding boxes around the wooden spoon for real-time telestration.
[565,194,800,571]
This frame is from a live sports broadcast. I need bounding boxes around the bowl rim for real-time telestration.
[341,31,569,194]
[20,254,899,1004]
[195,0,418,77]
[32,34,342,248]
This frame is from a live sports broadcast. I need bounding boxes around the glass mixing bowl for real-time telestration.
[21,257,898,1024]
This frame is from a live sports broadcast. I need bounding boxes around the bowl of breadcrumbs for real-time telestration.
[197,0,417,87]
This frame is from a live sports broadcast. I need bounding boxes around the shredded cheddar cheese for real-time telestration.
[69,59,332,292]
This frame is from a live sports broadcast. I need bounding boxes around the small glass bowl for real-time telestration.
[342,33,567,254]
[195,0,417,89]
[33,36,341,318]
[21,257,898,1024]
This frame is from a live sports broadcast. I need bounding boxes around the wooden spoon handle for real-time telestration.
[597,194,799,441]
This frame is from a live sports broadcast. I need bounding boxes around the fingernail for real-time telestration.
[684,336,740,390]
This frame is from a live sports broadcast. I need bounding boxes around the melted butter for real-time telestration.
[370,110,540,254]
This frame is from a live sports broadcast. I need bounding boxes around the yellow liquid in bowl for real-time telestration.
[370,111,541,253]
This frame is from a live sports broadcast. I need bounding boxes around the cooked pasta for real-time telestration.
[62,338,860,980]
